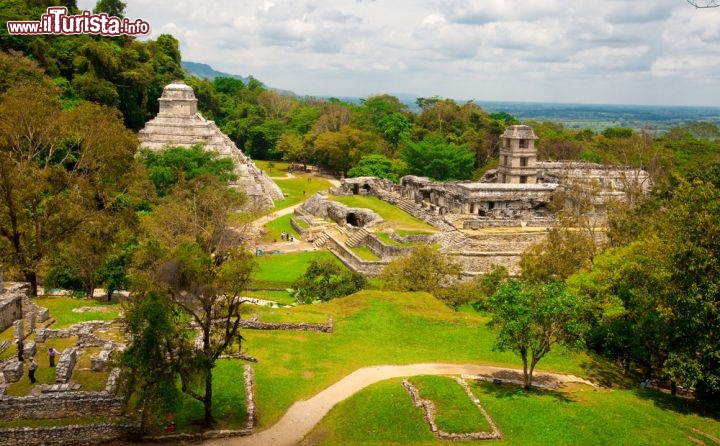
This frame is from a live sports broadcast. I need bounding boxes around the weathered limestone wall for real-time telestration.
[0,422,138,446]
[0,293,21,334]
[363,233,414,258]
[0,392,124,421]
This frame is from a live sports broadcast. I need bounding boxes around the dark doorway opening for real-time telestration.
[346,213,359,227]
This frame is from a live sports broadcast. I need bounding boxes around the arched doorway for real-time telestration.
[346,212,359,227]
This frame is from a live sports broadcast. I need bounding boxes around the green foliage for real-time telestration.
[290,259,366,304]
[117,291,189,432]
[602,127,634,138]
[485,280,590,388]
[380,246,463,301]
[347,153,406,182]
[400,134,475,180]
[136,145,237,197]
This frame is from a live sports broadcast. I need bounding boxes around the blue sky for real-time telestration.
[80,0,720,106]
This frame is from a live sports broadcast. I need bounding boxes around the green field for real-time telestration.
[250,250,342,289]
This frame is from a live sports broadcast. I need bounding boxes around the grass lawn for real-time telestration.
[250,250,341,289]
[273,176,334,211]
[32,297,120,328]
[239,290,591,430]
[260,213,299,243]
[410,375,493,434]
[304,378,720,445]
[253,160,291,177]
[351,246,380,261]
[329,195,438,233]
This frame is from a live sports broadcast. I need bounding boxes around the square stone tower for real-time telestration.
[498,125,539,184]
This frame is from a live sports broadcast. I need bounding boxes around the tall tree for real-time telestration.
[130,175,256,426]
[485,280,589,388]
[0,82,137,293]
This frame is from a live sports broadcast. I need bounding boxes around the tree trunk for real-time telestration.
[522,352,531,389]
[203,368,213,427]
[24,270,37,297]
[670,380,677,396]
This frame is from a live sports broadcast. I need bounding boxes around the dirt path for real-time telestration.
[201,363,594,446]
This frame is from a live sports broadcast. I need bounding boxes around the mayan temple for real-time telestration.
[138,81,283,211]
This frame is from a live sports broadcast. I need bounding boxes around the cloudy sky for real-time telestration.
[81,0,720,106]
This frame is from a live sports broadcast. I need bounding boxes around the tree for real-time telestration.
[347,154,406,182]
[380,246,463,295]
[485,280,589,388]
[128,175,256,427]
[655,178,720,401]
[117,290,190,433]
[290,259,366,304]
[314,126,374,176]
[376,112,411,152]
[136,145,237,197]
[0,83,137,294]
[401,134,475,181]
[94,0,127,17]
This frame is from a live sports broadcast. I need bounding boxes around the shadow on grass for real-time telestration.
[632,387,720,420]
[473,380,574,403]
[579,354,638,389]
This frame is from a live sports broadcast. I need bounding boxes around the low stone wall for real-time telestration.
[402,377,502,441]
[449,251,523,276]
[0,391,124,421]
[238,317,333,333]
[0,421,139,446]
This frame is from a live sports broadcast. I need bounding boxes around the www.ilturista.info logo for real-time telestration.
[7,7,150,36]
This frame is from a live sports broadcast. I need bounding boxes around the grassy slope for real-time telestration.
[307,378,720,446]
[244,290,588,428]
[251,250,340,289]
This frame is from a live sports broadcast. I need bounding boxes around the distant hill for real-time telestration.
[182,62,720,132]
[182,61,251,83]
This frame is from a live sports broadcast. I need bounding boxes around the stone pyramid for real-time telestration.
[138,81,283,211]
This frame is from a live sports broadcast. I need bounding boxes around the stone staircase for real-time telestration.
[435,231,469,252]
[345,227,370,248]
[313,233,330,247]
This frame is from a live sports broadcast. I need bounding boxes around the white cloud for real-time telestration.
[66,0,720,105]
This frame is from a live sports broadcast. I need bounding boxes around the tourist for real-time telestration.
[16,338,23,362]
[28,357,37,384]
[48,346,57,367]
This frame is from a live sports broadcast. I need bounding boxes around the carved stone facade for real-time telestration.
[138,82,283,211]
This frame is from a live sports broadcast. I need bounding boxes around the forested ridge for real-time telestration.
[1,0,720,423]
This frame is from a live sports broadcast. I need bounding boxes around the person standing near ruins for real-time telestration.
[48,346,57,367]
[28,357,37,384]
[16,338,23,362]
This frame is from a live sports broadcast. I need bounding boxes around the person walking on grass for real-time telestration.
[48,346,57,367]
[28,357,37,384]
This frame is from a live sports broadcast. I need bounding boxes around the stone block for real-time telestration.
[55,348,77,384]
[12,319,23,341]
[3,360,23,383]
[91,349,111,372]
[23,340,37,359]
[36,307,50,323]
